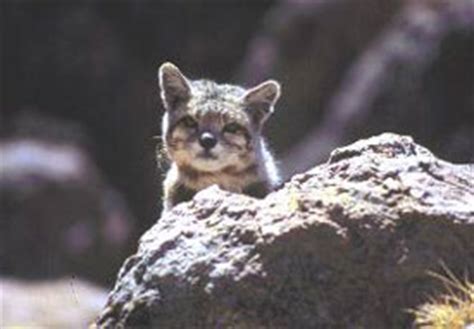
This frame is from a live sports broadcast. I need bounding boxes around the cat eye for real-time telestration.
[223,123,243,134]
[180,116,198,129]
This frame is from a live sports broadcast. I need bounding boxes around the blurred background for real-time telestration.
[1,0,473,326]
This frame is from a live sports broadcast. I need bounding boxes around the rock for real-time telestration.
[1,277,107,328]
[0,116,135,285]
[94,133,474,328]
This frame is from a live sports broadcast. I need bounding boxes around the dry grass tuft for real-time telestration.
[412,267,474,329]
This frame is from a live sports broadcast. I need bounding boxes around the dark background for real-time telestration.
[1,0,473,287]
[2,1,274,230]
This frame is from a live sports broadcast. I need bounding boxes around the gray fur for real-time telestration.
[158,62,281,211]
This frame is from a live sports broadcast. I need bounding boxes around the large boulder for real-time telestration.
[94,133,473,328]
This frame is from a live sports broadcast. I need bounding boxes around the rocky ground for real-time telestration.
[94,133,474,328]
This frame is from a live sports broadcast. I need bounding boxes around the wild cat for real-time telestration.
[158,62,281,211]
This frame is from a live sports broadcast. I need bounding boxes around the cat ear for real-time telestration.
[242,80,281,125]
[158,62,191,111]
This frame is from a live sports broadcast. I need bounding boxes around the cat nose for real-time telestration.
[199,132,217,150]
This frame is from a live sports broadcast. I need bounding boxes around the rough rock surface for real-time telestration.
[95,133,474,328]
